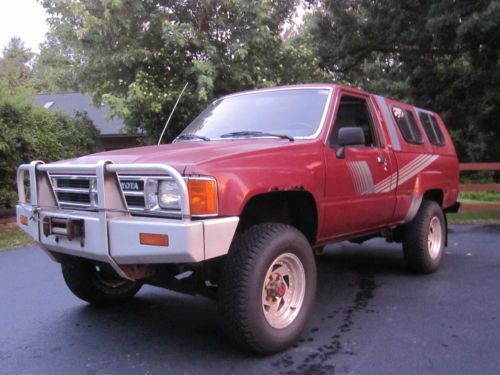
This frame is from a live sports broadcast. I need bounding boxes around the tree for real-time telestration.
[0,38,100,209]
[310,0,500,162]
[32,34,82,93]
[0,37,35,94]
[0,91,100,208]
[40,0,324,143]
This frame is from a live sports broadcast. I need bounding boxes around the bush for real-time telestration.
[0,95,100,208]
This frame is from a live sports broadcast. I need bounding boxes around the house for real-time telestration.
[34,93,143,150]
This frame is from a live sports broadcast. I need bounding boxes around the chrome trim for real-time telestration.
[122,191,143,197]
[57,201,93,208]
[53,187,91,194]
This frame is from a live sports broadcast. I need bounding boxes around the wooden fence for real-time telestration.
[459,163,500,212]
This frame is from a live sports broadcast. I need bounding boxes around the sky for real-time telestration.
[0,0,49,54]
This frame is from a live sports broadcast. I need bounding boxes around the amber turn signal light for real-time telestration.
[187,179,217,216]
[20,215,28,226]
[139,233,169,247]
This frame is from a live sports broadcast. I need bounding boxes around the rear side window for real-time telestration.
[419,112,446,146]
[391,106,423,144]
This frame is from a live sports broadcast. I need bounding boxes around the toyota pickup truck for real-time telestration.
[16,84,459,354]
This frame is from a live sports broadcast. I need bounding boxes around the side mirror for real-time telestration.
[335,127,365,159]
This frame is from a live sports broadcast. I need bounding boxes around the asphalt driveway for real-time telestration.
[1,224,499,374]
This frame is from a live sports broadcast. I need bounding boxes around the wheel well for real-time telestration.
[237,191,318,244]
[423,189,444,206]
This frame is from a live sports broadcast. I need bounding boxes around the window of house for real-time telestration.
[331,96,378,147]
[419,112,446,146]
[391,106,423,144]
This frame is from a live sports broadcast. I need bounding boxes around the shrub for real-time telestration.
[0,95,100,208]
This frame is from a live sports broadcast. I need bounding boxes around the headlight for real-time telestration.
[140,176,217,216]
[158,180,181,210]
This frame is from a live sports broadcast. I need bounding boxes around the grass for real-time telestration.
[0,223,32,251]
[448,210,500,224]
[453,190,500,223]
[459,191,500,202]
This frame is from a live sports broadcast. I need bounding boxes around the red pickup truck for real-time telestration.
[16,84,459,354]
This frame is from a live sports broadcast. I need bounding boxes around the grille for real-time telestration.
[50,174,147,211]
[125,195,145,208]
[51,175,96,208]
[57,192,91,204]
[56,178,90,189]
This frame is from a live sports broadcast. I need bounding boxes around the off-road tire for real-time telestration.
[218,223,317,354]
[403,200,446,274]
[61,259,142,306]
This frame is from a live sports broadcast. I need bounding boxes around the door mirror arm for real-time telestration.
[336,146,345,159]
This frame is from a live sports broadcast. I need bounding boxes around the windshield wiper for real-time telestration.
[175,134,211,141]
[219,131,294,142]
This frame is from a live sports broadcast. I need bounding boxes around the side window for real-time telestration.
[392,106,423,144]
[331,95,378,147]
[429,115,446,145]
[419,112,446,146]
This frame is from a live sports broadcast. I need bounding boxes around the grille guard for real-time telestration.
[17,160,191,219]
[17,161,191,280]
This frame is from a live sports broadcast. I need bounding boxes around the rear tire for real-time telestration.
[403,200,446,274]
[218,223,316,354]
[61,259,142,306]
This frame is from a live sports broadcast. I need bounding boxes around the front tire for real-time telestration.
[218,223,317,354]
[61,259,142,306]
[403,200,446,274]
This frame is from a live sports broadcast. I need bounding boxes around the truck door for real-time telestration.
[321,92,397,239]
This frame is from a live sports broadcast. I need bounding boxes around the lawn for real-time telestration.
[0,223,32,251]
[448,210,500,224]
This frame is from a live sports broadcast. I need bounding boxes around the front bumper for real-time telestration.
[16,160,239,280]
[17,204,238,266]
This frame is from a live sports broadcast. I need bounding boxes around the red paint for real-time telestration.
[65,84,459,245]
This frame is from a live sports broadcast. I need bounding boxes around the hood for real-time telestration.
[57,139,317,174]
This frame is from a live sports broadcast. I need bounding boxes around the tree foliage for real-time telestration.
[310,0,500,161]
[41,0,326,143]
[32,34,82,93]
[0,92,101,208]
[0,37,35,93]
[0,40,101,208]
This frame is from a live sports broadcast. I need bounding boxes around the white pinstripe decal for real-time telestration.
[347,161,375,195]
[348,155,439,195]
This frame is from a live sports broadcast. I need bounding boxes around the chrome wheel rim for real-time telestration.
[428,216,443,259]
[262,253,306,329]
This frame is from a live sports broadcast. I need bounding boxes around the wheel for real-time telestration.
[403,200,446,274]
[218,223,317,354]
[61,259,142,306]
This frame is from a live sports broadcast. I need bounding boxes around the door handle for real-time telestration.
[377,156,386,164]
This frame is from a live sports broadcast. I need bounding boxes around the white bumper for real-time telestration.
[17,204,238,265]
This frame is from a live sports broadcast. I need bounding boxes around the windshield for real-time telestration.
[178,88,331,140]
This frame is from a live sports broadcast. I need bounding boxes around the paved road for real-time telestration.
[1,225,499,375]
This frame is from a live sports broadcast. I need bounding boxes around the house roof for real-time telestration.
[34,93,127,136]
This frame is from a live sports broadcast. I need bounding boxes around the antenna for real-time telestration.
[157,82,189,146]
